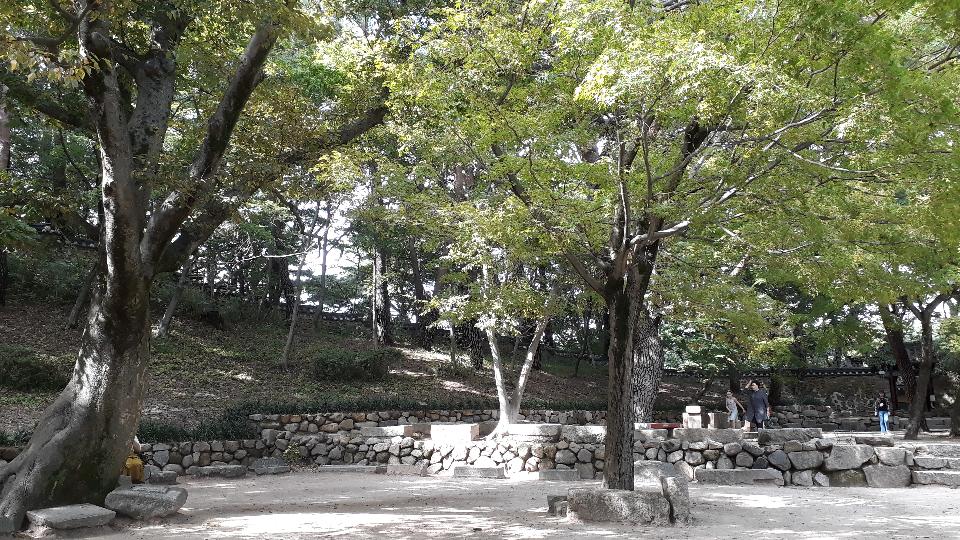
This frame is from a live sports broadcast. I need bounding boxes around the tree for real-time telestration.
[0,1,389,530]
[390,0,954,488]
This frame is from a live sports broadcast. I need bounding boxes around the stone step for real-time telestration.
[386,463,428,476]
[26,504,115,530]
[538,469,582,481]
[913,456,960,469]
[917,444,960,458]
[452,466,507,479]
[694,468,784,486]
[912,470,960,486]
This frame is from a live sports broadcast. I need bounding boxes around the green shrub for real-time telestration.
[0,346,70,392]
[0,429,32,446]
[311,347,401,382]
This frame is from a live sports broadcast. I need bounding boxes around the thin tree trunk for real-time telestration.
[906,312,936,440]
[311,202,333,328]
[575,307,591,377]
[0,92,9,307]
[66,260,100,329]
[372,247,392,345]
[280,206,323,370]
[632,309,663,423]
[156,254,194,338]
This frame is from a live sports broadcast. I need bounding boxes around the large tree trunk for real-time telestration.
[632,309,663,423]
[905,313,936,440]
[602,268,641,491]
[66,260,101,329]
[879,304,916,411]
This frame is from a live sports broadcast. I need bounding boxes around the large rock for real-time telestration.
[791,470,813,486]
[25,504,115,530]
[826,469,868,487]
[671,428,743,444]
[875,447,907,466]
[560,425,606,444]
[735,452,754,468]
[863,465,912,488]
[694,468,784,486]
[507,423,561,442]
[788,451,824,470]
[555,449,577,465]
[823,445,875,471]
[566,487,671,525]
[547,495,568,516]
[767,450,790,471]
[104,485,188,519]
[757,428,822,445]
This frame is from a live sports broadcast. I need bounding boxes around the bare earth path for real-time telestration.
[30,471,960,539]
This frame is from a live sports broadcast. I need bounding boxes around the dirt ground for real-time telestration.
[22,470,960,540]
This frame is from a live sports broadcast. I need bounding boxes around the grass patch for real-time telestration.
[0,345,70,392]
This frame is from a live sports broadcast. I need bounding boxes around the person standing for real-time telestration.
[743,380,771,432]
[875,392,891,433]
[726,390,745,428]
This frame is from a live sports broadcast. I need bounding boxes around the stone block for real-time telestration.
[104,485,188,519]
[146,471,179,485]
[539,469,582,481]
[386,463,429,476]
[863,464,912,488]
[661,476,691,524]
[813,472,830,487]
[566,487,671,525]
[634,429,669,442]
[681,413,704,428]
[854,435,894,447]
[560,425,606,444]
[634,460,684,485]
[767,450,790,471]
[506,423,561,442]
[694,468,784,486]
[684,405,702,414]
[757,428,822,445]
[913,456,946,469]
[823,445,874,471]
[912,470,960,486]
[431,423,479,443]
[672,428,743,444]
[26,504,115,530]
[791,470,813,486]
[452,465,507,478]
[875,447,907,466]
[359,426,414,438]
[919,444,960,458]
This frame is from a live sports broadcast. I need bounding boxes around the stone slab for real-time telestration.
[26,504,115,530]
[360,425,415,438]
[912,470,960,486]
[252,457,291,475]
[430,423,479,443]
[539,469,582,481]
[823,445,874,471]
[560,425,606,444]
[671,428,743,444]
[506,423,561,442]
[452,466,506,479]
[634,460,684,485]
[386,463,429,476]
[193,465,246,478]
[634,429,669,442]
[104,485,188,519]
[566,487,671,525]
[854,435,894,447]
[757,428,823,445]
[694,468,784,486]
[146,470,179,484]
[913,456,946,469]
[917,444,960,458]
[314,465,385,473]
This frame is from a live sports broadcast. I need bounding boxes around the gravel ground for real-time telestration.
[21,470,960,540]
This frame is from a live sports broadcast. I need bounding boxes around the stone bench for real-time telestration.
[105,485,188,519]
[506,423,561,442]
[386,463,428,476]
[538,469,582,481]
[191,465,246,478]
[566,486,672,525]
[452,466,506,479]
[694,468,784,486]
[26,504,115,530]
[315,465,385,473]
[252,457,291,475]
[430,423,479,443]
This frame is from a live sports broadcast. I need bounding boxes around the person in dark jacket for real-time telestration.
[743,380,771,432]
[875,392,891,432]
